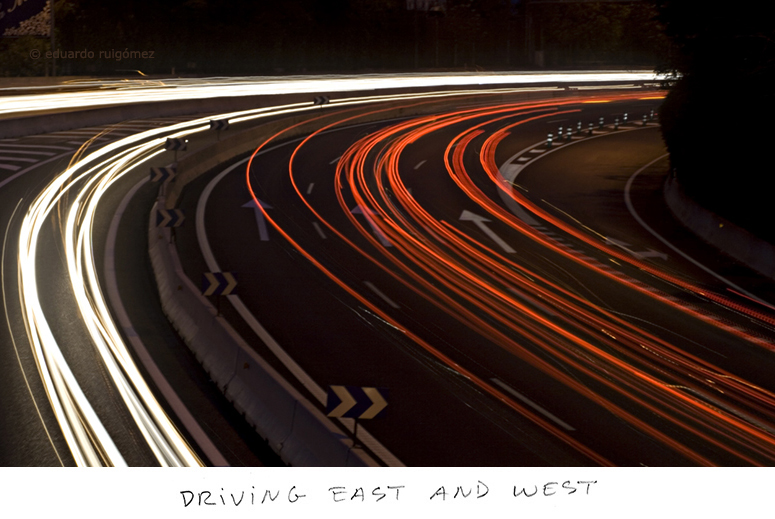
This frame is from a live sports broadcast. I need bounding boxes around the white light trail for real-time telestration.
[12,75,664,465]
[0,71,665,117]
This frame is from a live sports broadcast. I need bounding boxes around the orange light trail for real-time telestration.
[244,91,775,465]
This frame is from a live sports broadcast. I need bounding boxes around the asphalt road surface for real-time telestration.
[188,92,775,466]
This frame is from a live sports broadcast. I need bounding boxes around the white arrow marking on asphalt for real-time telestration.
[605,237,667,261]
[361,387,388,419]
[242,199,272,241]
[459,210,516,253]
[329,386,357,417]
[352,205,392,247]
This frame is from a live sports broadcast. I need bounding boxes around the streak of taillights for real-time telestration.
[247,92,775,465]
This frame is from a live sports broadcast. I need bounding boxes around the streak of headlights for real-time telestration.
[0,71,665,116]
[16,84,570,465]
[15,100,328,465]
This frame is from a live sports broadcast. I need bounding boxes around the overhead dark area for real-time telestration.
[2,0,668,76]
[653,0,775,241]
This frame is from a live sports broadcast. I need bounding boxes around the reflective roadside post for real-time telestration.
[547,132,553,148]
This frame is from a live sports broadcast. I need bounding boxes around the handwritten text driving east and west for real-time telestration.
[179,479,598,508]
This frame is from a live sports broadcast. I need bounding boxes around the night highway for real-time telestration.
[5,4,775,519]
[4,82,775,469]
[175,90,775,466]
[4,0,775,477]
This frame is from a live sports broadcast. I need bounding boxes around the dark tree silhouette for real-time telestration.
[653,1,775,240]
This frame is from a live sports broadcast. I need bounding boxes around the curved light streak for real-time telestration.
[0,71,665,117]
[243,92,775,465]
[14,83,583,465]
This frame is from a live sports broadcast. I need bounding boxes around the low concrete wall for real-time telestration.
[664,174,775,280]
[148,199,376,466]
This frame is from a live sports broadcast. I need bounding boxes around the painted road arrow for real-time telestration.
[242,199,272,241]
[202,272,238,296]
[326,386,388,419]
[459,210,516,253]
[352,205,392,247]
[605,237,667,260]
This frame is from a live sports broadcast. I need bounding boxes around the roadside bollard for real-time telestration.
[558,126,563,139]
[547,132,553,148]
[566,127,572,141]
[649,109,655,121]
[599,116,604,129]
[576,121,582,134]
[642,115,647,126]
[588,122,593,136]
[623,112,628,123]
[614,117,619,130]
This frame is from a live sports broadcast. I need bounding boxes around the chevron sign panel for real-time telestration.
[209,119,229,131]
[313,95,330,106]
[149,166,176,182]
[156,209,185,227]
[326,385,388,419]
[201,272,238,296]
[164,138,187,151]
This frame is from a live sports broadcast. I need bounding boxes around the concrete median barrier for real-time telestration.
[148,199,376,466]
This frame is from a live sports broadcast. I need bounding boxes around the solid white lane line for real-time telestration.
[0,150,55,156]
[490,378,575,431]
[0,156,38,163]
[364,281,401,309]
[624,155,769,306]
[0,143,74,150]
[0,164,20,171]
